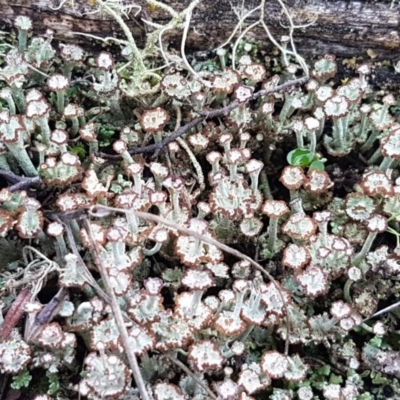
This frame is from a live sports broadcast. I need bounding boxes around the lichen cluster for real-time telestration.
[1,1,400,399]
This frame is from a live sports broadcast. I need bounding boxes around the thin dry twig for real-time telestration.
[54,216,139,323]
[259,0,309,75]
[60,219,111,306]
[97,75,308,161]
[362,300,400,323]
[82,219,150,400]
[217,4,262,50]
[164,353,217,399]
[97,115,205,160]
[173,104,205,196]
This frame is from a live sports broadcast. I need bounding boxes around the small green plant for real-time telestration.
[287,148,325,170]
[98,124,116,147]
[47,372,61,395]
[11,370,32,389]
[69,143,87,160]
[306,364,331,391]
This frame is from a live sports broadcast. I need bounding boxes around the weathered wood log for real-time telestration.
[1,0,399,58]
[1,0,400,87]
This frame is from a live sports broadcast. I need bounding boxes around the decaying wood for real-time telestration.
[0,288,31,341]
[1,0,399,60]
[1,1,400,88]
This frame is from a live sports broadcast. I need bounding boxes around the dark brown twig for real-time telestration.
[0,170,43,192]
[34,288,66,326]
[45,209,88,223]
[96,75,309,160]
[0,374,9,400]
[97,115,205,160]
[25,288,68,342]
[9,178,42,192]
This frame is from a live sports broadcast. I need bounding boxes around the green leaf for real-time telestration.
[371,371,390,385]
[69,143,87,160]
[357,394,374,400]
[48,92,57,108]
[47,372,60,395]
[369,336,382,348]
[66,86,78,101]
[329,373,343,384]
[287,148,314,167]
[98,125,116,147]
[309,160,325,171]
[261,248,274,259]
[11,370,32,389]
[318,365,331,376]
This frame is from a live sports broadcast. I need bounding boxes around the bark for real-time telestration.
[1,0,400,86]
[1,0,399,57]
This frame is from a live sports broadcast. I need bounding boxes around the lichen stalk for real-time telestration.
[125,211,139,238]
[332,117,346,151]
[4,96,16,115]
[307,130,316,155]
[56,91,65,115]
[232,289,246,320]
[0,155,11,171]
[267,217,279,254]
[56,235,68,259]
[110,241,126,265]
[367,147,382,165]
[142,242,162,256]
[6,143,38,177]
[171,190,181,223]
[37,117,51,145]
[317,221,329,248]
[360,128,380,153]
[187,290,203,319]
[379,156,394,171]
[352,232,378,266]
[17,31,28,52]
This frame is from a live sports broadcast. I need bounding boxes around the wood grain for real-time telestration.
[0,0,399,58]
